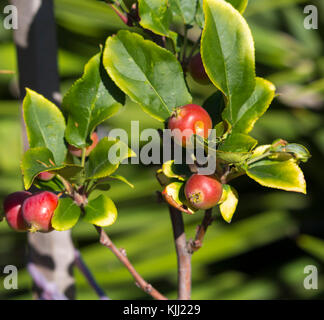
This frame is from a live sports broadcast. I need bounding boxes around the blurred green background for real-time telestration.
[0,0,324,300]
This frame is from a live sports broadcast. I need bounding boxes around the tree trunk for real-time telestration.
[10,0,75,299]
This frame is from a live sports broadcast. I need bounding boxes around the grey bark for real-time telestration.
[10,0,75,299]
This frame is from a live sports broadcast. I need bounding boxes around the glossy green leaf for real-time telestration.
[247,159,306,194]
[21,147,64,190]
[218,133,257,153]
[219,184,239,223]
[170,0,197,24]
[226,0,248,13]
[201,0,255,124]
[86,138,136,179]
[216,150,251,163]
[138,0,172,37]
[103,30,192,121]
[223,77,276,134]
[63,52,124,148]
[83,194,117,227]
[33,177,64,193]
[52,197,81,231]
[109,174,134,188]
[23,89,67,164]
[276,143,311,163]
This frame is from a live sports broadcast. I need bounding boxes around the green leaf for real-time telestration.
[86,138,136,179]
[216,150,251,163]
[275,143,311,163]
[52,197,81,231]
[138,0,172,37]
[170,0,197,24]
[63,52,124,148]
[201,0,255,124]
[226,0,248,13]
[23,89,67,164]
[162,160,191,181]
[83,194,117,227]
[223,77,276,134]
[109,174,134,188]
[247,159,306,194]
[103,30,192,121]
[21,147,64,190]
[54,164,84,181]
[219,184,239,223]
[218,133,257,153]
[33,178,64,193]
[162,181,197,214]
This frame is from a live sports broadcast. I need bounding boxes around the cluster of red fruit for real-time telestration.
[167,103,223,210]
[3,133,100,233]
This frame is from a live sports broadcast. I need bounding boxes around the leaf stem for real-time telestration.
[95,226,167,300]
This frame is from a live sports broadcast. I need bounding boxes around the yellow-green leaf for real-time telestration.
[219,184,239,223]
[247,159,306,194]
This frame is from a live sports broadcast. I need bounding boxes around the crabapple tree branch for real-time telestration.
[95,226,168,300]
[188,209,213,253]
[168,206,192,300]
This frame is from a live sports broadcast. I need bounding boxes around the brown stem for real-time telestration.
[168,206,191,300]
[188,209,213,253]
[95,226,167,300]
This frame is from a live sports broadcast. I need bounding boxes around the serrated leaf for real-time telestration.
[138,0,172,37]
[23,89,67,164]
[103,30,192,121]
[86,138,136,179]
[219,184,239,223]
[170,0,197,24]
[21,147,64,190]
[63,52,124,148]
[52,197,81,231]
[83,195,117,227]
[201,0,255,124]
[223,77,276,134]
[247,159,306,194]
[226,0,248,13]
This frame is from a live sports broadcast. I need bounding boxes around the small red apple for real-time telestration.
[68,132,99,157]
[168,104,212,146]
[185,174,223,210]
[189,53,210,85]
[3,191,31,232]
[22,191,58,232]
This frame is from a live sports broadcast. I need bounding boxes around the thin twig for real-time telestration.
[188,209,213,253]
[168,206,191,300]
[74,249,110,300]
[95,226,167,300]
